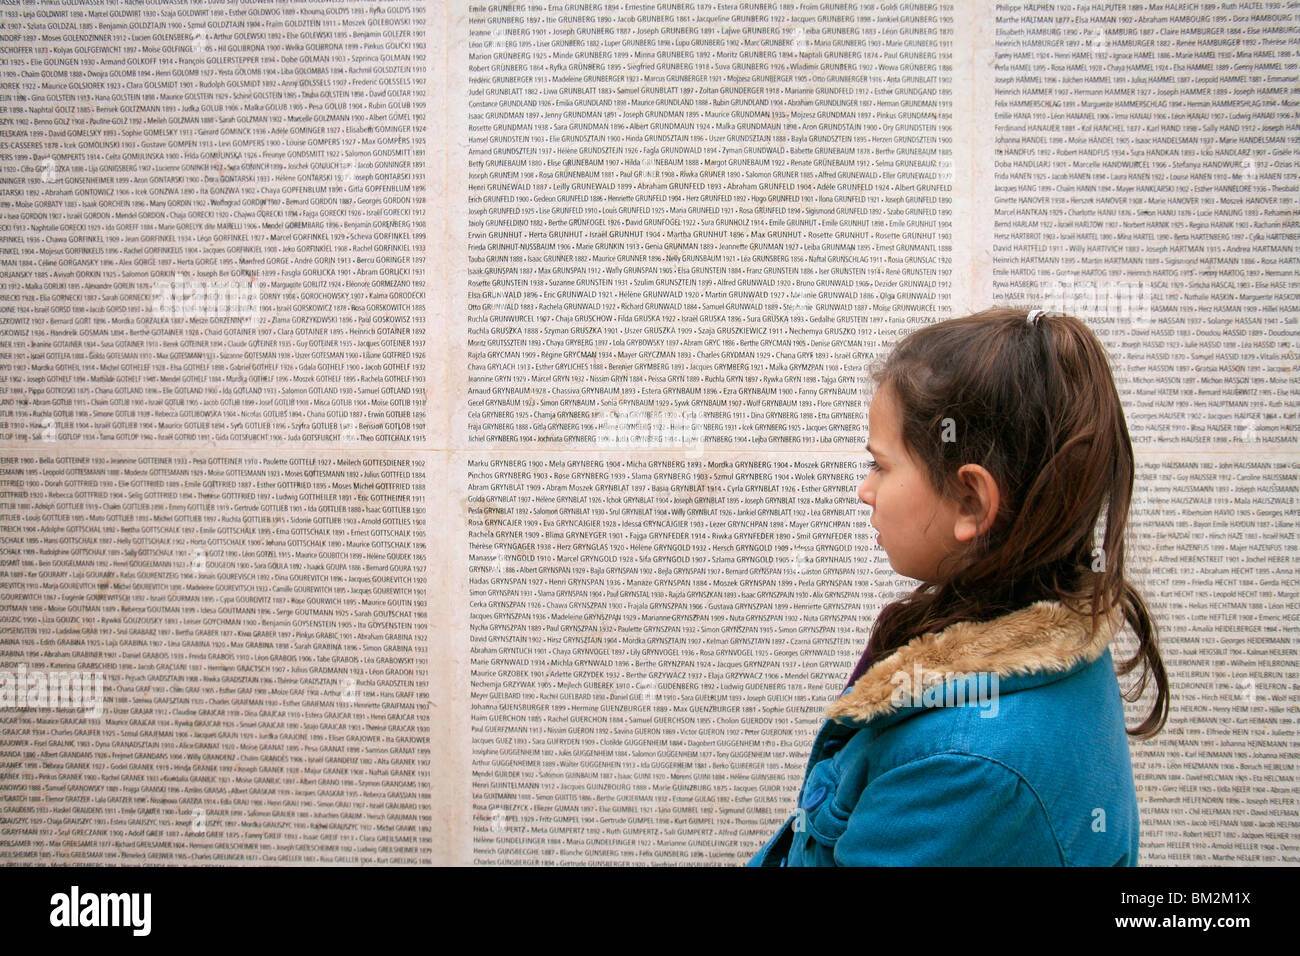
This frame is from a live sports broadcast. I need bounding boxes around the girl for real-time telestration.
[748,307,1169,866]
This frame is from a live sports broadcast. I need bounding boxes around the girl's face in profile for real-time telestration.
[858,384,963,583]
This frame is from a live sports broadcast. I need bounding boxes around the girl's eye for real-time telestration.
[866,458,880,473]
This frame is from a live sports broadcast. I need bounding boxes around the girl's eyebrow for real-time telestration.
[866,441,887,459]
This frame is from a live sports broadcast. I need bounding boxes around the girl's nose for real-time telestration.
[858,477,873,505]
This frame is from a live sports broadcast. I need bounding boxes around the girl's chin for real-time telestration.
[887,559,928,582]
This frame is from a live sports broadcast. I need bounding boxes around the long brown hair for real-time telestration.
[864,307,1169,739]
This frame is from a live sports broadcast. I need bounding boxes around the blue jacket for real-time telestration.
[747,600,1141,866]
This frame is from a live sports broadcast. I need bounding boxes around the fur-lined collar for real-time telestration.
[826,599,1124,725]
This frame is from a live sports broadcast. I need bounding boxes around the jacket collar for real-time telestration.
[826,599,1123,727]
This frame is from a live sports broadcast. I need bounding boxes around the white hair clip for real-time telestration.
[1026,309,1046,325]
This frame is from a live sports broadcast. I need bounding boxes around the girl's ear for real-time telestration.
[951,463,1000,542]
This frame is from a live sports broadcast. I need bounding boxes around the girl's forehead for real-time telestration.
[868,386,899,426]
